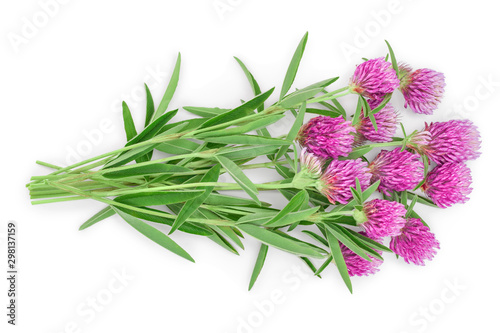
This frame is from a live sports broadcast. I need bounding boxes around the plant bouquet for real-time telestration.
[27,33,481,292]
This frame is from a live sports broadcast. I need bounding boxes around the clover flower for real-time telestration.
[341,232,383,277]
[297,116,355,159]
[349,57,400,100]
[390,218,440,265]
[318,159,371,204]
[398,63,446,115]
[354,101,399,145]
[369,148,424,195]
[422,162,473,208]
[355,199,407,238]
[408,120,481,165]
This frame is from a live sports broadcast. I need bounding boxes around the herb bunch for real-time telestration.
[27,33,481,292]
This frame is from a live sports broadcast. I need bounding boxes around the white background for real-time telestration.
[1,0,499,332]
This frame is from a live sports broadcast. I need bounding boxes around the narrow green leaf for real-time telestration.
[157,139,200,155]
[234,56,264,111]
[406,191,438,208]
[122,102,137,141]
[325,225,371,261]
[331,99,347,119]
[302,230,329,247]
[200,88,275,129]
[264,190,306,225]
[205,193,271,207]
[170,165,220,234]
[300,257,321,278]
[280,32,308,101]
[79,206,115,230]
[279,88,322,108]
[315,255,333,276]
[326,229,353,293]
[361,179,380,201]
[105,110,178,168]
[265,207,319,228]
[370,93,392,115]
[215,155,260,205]
[114,207,194,262]
[217,145,281,161]
[238,224,324,258]
[385,40,399,78]
[248,244,269,290]
[152,53,181,121]
[144,83,155,126]
[194,115,284,138]
[343,228,392,253]
[183,106,230,118]
[351,96,363,126]
[306,108,343,117]
[275,102,307,160]
[102,164,191,179]
[114,190,205,207]
[346,146,373,159]
[202,135,290,146]
[405,193,419,217]
[117,206,213,236]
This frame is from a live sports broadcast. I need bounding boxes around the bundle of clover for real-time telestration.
[27,33,481,292]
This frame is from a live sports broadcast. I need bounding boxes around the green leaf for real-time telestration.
[102,164,191,179]
[200,88,275,129]
[314,255,333,276]
[157,139,200,155]
[122,102,138,141]
[326,229,353,293]
[331,99,347,119]
[234,56,263,111]
[368,112,378,132]
[385,40,399,78]
[202,135,290,146]
[79,206,115,230]
[144,83,155,126]
[306,108,343,117]
[217,145,281,161]
[117,206,213,236]
[114,190,205,207]
[183,106,230,118]
[351,96,363,126]
[302,230,329,247]
[264,190,306,225]
[343,228,392,253]
[346,146,373,159]
[280,32,308,101]
[170,165,220,234]
[360,180,380,201]
[152,53,181,121]
[114,207,194,262]
[238,224,324,258]
[265,207,319,228]
[405,193,419,217]
[370,93,392,115]
[205,193,271,207]
[237,211,277,225]
[279,88,323,108]
[194,115,284,138]
[406,191,438,208]
[275,102,307,160]
[105,110,178,168]
[300,257,321,278]
[325,225,371,261]
[214,226,245,249]
[215,155,260,205]
[248,244,269,290]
